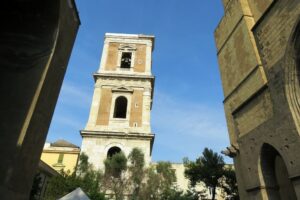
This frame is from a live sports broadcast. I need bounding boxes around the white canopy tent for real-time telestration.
[58,188,90,200]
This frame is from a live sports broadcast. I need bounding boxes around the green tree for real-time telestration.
[103,152,128,200]
[184,148,225,200]
[44,171,70,200]
[128,148,145,199]
[156,161,176,193]
[44,153,106,200]
[77,153,90,175]
[222,167,239,200]
[30,173,42,200]
[137,161,200,200]
[137,161,177,200]
[138,166,161,200]
[104,152,127,178]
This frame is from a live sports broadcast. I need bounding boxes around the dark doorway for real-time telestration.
[260,143,296,200]
[113,96,127,118]
[107,146,121,158]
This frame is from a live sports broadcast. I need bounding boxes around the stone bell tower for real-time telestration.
[80,33,155,170]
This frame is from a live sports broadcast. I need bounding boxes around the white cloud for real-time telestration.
[151,90,231,162]
[59,81,93,108]
[152,91,228,140]
[47,82,91,145]
[53,115,84,130]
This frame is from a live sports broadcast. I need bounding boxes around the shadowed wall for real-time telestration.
[0,1,80,199]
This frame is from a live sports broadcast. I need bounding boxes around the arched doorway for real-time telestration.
[285,20,300,132]
[107,146,122,158]
[259,143,296,199]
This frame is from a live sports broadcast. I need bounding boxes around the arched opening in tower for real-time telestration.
[259,143,296,199]
[113,96,127,118]
[107,146,121,158]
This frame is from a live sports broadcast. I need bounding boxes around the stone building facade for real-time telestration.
[80,33,155,170]
[215,0,300,199]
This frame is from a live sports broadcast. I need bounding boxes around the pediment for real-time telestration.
[112,86,133,93]
[118,87,127,90]
[118,44,136,51]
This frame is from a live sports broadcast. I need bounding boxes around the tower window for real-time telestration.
[113,96,128,118]
[107,146,121,158]
[120,52,132,68]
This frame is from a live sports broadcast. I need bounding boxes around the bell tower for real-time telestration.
[80,33,155,170]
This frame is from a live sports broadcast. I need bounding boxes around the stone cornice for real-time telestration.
[93,72,154,81]
[104,33,155,51]
[42,149,80,154]
[80,130,154,139]
[80,130,155,154]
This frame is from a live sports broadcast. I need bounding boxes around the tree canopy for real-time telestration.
[44,153,106,200]
[184,148,239,200]
[44,148,235,200]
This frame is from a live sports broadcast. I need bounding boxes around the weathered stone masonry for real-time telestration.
[215,0,300,199]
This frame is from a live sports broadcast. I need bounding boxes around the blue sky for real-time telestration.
[47,1,231,163]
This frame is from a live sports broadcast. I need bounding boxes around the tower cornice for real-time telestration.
[80,130,155,155]
[105,33,155,51]
[93,72,155,80]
